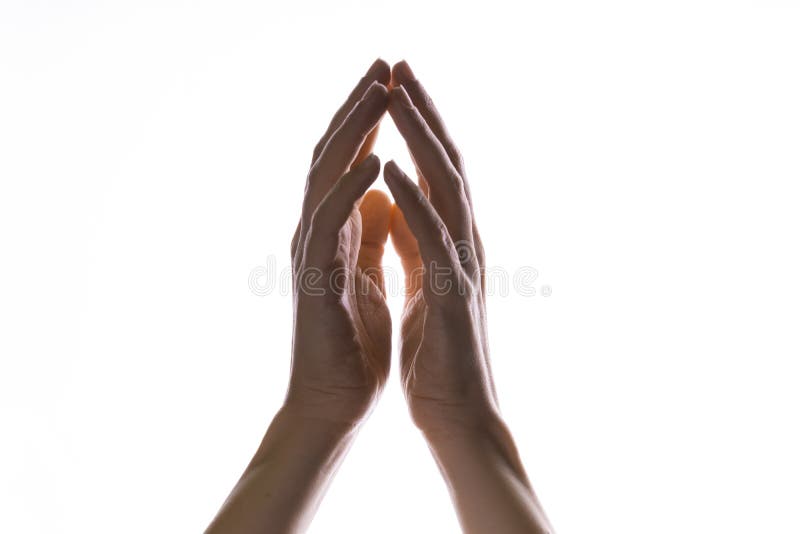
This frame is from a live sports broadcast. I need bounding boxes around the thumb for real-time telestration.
[389,203,423,300]
[358,189,392,295]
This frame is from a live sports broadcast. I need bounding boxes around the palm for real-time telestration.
[289,198,392,423]
[398,285,493,428]
[327,211,392,392]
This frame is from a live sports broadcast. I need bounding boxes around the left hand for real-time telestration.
[285,60,393,426]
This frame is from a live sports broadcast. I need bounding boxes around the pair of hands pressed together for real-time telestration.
[288,58,492,442]
[207,60,552,534]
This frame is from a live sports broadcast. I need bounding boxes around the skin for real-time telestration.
[385,61,552,533]
[206,59,553,534]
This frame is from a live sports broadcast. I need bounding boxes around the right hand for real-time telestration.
[384,61,500,438]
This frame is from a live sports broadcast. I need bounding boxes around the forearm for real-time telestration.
[206,406,358,534]
[424,416,553,534]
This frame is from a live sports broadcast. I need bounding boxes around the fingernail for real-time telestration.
[394,60,416,82]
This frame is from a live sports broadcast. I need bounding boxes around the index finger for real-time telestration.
[311,58,390,166]
[392,61,485,272]
[293,59,390,261]
[392,61,465,178]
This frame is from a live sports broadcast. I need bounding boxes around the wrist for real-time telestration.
[245,405,359,478]
[420,410,508,450]
[282,378,382,429]
[274,403,362,443]
[215,403,361,533]
[412,401,505,447]
[421,411,531,486]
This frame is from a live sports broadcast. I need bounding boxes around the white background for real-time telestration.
[2,1,799,533]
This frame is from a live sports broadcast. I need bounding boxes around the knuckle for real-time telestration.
[308,211,324,239]
[454,239,475,265]
[290,223,305,262]
[306,162,323,187]
[418,87,435,110]
[412,186,428,206]
[436,221,451,246]
[446,168,465,194]
[312,140,325,162]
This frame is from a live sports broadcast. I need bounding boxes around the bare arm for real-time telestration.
[423,418,552,534]
[206,408,356,533]
[206,59,393,534]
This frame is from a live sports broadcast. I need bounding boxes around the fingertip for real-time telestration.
[353,152,380,177]
[392,60,416,84]
[360,189,392,242]
[389,85,413,108]
[384,160,412,191]
[383,159,400,182]
[362,188,392,211]
[367,58,391,85]
[364,80,390,103]
[364,152,380,170]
